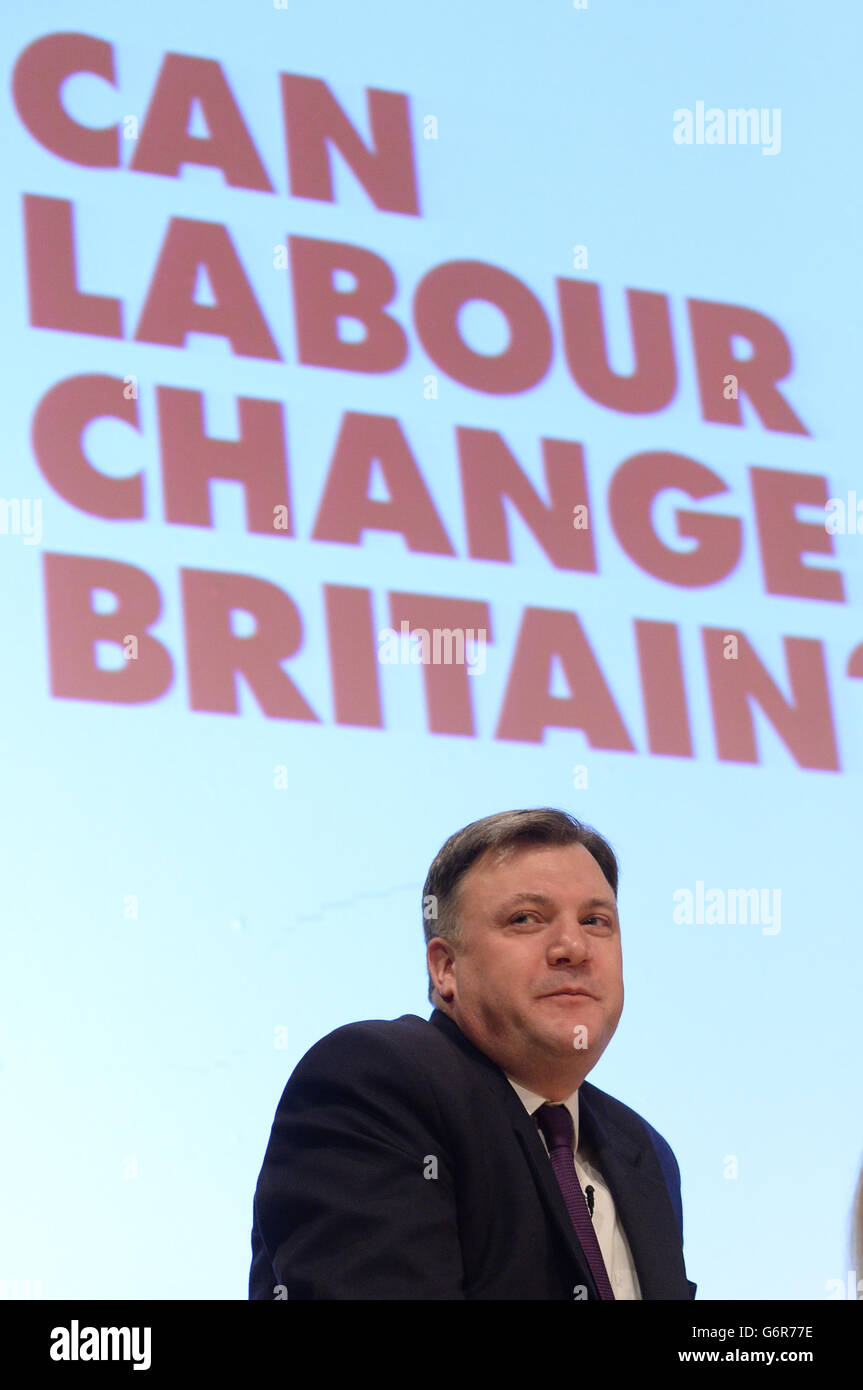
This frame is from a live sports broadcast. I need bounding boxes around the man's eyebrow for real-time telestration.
[495,892,618,913]
[496,892,555,913]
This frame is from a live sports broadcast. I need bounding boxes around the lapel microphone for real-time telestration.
[585,1184,595,1218]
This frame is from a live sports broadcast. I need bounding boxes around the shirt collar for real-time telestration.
[506,1075,580,1149]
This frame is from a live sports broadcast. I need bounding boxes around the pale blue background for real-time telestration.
[0,0,860,1300]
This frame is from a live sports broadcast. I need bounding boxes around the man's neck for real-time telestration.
[431,1003,596,1098]
[505,1067,585,1102]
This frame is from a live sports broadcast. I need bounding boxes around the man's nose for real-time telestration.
[547,918,591,963]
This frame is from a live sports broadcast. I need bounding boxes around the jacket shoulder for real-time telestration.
[251,1013,469,1299]
[271,1013,456,1128]
[289,1013,444,1078]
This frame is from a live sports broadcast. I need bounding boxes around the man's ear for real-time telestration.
[427,936,456,1004]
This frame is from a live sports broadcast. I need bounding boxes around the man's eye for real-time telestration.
[510,913,538,925]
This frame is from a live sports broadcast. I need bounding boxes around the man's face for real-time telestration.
[428,841,624,1087]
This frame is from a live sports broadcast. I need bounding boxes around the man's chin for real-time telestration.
[534,997,602,1032]
[533,1022,598,1058]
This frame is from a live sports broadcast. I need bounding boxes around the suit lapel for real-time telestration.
[429,1011,600,1297]
[578,1083,690,1299]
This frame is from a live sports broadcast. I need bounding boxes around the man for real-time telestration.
[249,808,696,1299]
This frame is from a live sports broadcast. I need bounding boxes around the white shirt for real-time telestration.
[507,1076,642,1300]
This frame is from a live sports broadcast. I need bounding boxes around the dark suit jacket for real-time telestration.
[249,1009,696,1300]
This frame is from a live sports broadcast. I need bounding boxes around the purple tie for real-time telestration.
[535,1102,615,1300]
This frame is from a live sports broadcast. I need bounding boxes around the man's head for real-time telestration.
[423,809,623,1099]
